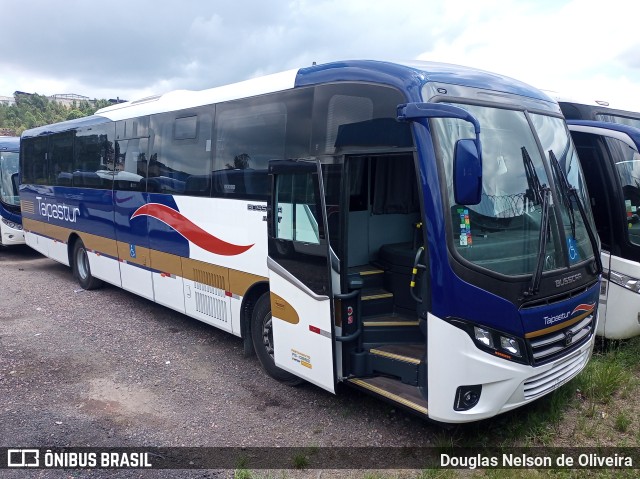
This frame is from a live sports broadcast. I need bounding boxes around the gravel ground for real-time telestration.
[0,245,440,478]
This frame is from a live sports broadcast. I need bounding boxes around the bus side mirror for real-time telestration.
[454,139,482,205]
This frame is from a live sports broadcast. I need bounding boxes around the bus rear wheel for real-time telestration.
[72,239,103,290]
[251,293,304,386]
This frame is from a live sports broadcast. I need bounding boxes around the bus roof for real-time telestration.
[546,90,640,118]
[567,119,640,150]
[0,136,20,152]
[24,60,558,137]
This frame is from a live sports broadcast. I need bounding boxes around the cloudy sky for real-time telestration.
[2,0,639,110]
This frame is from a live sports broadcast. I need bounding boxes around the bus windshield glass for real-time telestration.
[0,149,20,206]
[596,114,640,130]
[432,103,595,276]
[611,141,640,246]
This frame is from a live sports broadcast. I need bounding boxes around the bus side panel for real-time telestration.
[146,194,189,315]
[177,197,268,336]
[602,252,640,339]
[114,191,154,300]
[76,188,121,287]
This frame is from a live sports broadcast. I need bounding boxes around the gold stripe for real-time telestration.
[82,232,119,257]
[348,378,428,415]
[151,250,184,277]
[359,269,383,276]
[270,293,299,324]
[525,310,594,339]
[229,269,268,296]
[362,293,393,301]
[369,349,421,365]
[25,221,267,297]
[24,219,121,257]
[116,240,151,268]
[363,320,419,327]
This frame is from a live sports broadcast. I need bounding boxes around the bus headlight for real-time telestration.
[608,270,640,294]
[450,318,528,364]
[1,217,23,230]
[474,326,494,348]
[500,336,521,357]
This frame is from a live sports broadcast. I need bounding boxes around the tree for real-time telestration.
[0,93,117,135]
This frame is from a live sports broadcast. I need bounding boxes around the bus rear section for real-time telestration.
[18,61,600,423]
[0,136,24,246]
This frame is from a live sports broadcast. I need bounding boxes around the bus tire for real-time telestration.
[251,293,304,386]
[72,239,103,290]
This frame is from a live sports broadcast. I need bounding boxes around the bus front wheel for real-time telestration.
[72,239,103,290]
[251,293,304,386]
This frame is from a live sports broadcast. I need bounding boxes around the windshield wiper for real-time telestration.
[549,150,576,239]
[549,150,603,274]
[522,147,551,297]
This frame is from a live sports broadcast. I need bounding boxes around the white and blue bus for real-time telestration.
[20,60,600,423]
[563,116,640,339]
[0,136,24,246]
[550,94,640,339]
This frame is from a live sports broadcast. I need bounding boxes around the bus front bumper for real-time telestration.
[426,312,594,423]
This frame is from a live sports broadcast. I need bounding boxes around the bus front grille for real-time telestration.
[526,313,595,365]
[523,347,590,399]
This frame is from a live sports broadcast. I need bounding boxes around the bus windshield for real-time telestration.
[611,142,640,246]
[432,103,596,276]
[596,114,640,130]
[0,150,20,207]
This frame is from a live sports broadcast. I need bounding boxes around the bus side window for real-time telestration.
[113,138,148,192]
[73,124,115,190]
[148,108,212,196]
[275,172,321,244]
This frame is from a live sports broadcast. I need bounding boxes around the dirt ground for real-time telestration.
[0,246,441,478]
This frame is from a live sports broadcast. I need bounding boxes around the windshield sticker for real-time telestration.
[626,200,637,229]
[458,208,472,246]
[567,237,580,263]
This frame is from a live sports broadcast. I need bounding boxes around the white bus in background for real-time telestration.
[550,94,640,339]
[0,136,24,246]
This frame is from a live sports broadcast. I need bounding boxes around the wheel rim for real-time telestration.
[261,312,274,360]
[76,246,89,280]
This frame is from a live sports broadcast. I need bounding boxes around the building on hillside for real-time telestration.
[0,96,15,106]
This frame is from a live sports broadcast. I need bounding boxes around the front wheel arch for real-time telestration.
[250,292,304,386]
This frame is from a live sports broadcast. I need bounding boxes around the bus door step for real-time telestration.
[347,376,428,417]
[362,316,421,344]
[361,288,394,316]
[368,344,424,386]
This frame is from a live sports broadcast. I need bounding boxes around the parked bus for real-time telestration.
[20,60,601,423]
[557,96,640,129]
[549,94,640,339]
[564,119,640,339]
[0,136,24,246]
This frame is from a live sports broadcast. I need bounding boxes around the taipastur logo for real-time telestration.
[544,302,595,326]
[36,197,80,223]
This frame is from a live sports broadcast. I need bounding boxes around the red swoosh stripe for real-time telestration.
[131,203,254,256]
[571,302,595,315]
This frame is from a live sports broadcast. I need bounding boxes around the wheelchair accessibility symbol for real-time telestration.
[567,237,579,262]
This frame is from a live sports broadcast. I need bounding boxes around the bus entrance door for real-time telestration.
[266,159,336,393]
